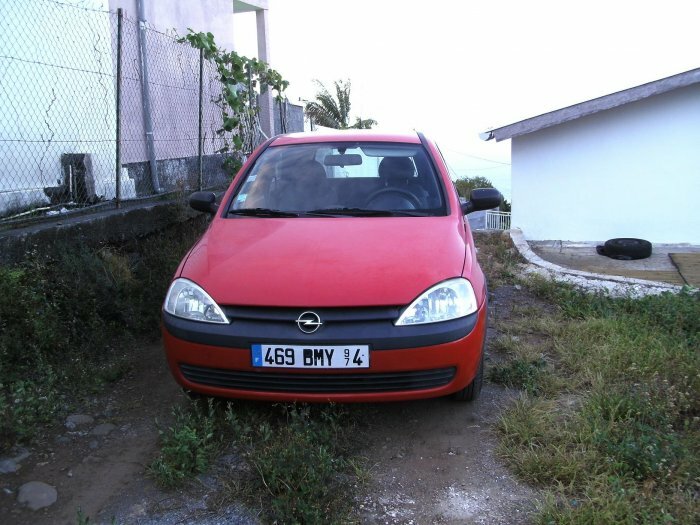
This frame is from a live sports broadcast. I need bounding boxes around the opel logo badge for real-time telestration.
[296,311,322,334]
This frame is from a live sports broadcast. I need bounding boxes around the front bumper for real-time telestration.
[162,301,487,402]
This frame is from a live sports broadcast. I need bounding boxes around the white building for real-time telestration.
[481,68,700,244]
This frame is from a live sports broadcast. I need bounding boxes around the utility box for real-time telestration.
[45,154,97,204]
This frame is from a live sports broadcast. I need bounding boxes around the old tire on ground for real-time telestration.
[600,238,652,260]
[452,352,484,402]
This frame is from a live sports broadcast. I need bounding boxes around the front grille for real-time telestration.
[222,305,401,323]
[180,364,456,393]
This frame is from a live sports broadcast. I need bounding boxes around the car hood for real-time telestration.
[180,217,469,307]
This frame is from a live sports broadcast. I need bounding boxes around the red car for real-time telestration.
[162,130,501,402]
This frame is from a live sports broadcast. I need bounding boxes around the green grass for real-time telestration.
[489,357,548,395]
[0,216,208,448]
[149,399,218,488]
[473,230,524,287]
[492,276,700,524]
[149,399,362,524]
[235,404,357,523]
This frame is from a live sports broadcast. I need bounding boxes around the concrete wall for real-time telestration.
[109,0,285,182]
[1,0,289,216]
[273,101,304,136]
[0,200,204,265]
[512,84,700,243]
[109,0,235,167]
[110,0,236,49]
[0,0,118,214]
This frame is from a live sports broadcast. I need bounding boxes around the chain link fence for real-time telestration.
[0,0,301,225]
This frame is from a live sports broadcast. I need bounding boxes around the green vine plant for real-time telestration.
[179,30,289,174]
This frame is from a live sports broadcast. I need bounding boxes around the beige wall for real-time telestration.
[109,0,236,49]
[109,0,274,164]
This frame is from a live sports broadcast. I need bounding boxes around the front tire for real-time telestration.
[452,352,484,402]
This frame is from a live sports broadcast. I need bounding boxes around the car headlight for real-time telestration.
[163,278,229,324]
[395,278,477,326]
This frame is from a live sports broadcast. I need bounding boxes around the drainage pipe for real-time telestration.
[115,8,123,207]
[136,0,161,193]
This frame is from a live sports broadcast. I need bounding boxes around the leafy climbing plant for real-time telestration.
[179,31,289,173]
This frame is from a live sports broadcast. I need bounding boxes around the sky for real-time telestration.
[233,0,699,198]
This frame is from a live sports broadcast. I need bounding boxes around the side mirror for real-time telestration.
[461,188,503,215]
[189,191,218,214]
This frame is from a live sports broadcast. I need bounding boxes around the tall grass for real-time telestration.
[473,230,524,287]
[494,276,699,524]
[0,216,207,447]
[149,400,360,524]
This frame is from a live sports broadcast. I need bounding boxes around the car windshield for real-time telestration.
[228,142,447,217]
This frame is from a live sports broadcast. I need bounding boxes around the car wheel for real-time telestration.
[452,352,484,402]
[597,238,652,260]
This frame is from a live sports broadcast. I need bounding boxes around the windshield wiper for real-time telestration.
[307,207,428,217]
[227,208,299,218]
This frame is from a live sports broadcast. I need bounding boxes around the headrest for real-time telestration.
[282,159,326,184]
[378,157,414,181]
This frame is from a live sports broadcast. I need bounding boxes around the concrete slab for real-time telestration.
[509,229,691,297]
[528,240,700,286]
[670,253,700,286]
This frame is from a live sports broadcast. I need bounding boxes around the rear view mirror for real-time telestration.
[189,191,218,214]
[461,188,502,214]
[324,154,362,167]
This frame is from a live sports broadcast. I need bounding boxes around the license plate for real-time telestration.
[252,344,370,369]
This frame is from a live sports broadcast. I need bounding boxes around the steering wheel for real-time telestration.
[364,188,421,210]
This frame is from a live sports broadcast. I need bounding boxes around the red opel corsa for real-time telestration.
[162,130,501,402]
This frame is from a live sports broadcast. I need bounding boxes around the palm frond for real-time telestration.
[350,117,378,129]
[306,79,377,130]
[305,101,341,129]
[334,80,351,127]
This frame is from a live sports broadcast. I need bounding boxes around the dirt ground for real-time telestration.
[1,285,538,525]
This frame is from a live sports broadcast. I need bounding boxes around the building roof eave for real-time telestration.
[480,67,700,142]
[232,0,268,13]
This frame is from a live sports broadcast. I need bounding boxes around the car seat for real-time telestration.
[281,159,329,211]
[378,157,429,207]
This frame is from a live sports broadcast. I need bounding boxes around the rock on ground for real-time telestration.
[65,414,95,429]
[17,481,58,511]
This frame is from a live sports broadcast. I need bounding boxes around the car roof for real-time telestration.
[270,129,423,146]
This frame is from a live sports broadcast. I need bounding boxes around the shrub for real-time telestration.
[454,176,511,211]
[0,216,207,447]
[149,400,218,487]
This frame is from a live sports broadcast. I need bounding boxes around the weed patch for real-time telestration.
[0,216,207,447]
[493,275,699,523]
[240,405,355,523]
[473,230,523,286]
[150,400,361,523]
[489,357,548,395]
[149,400,218,487]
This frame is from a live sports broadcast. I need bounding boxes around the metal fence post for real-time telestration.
[136,0,160,194]
[115,9,123,208]
[198,47,204,191]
